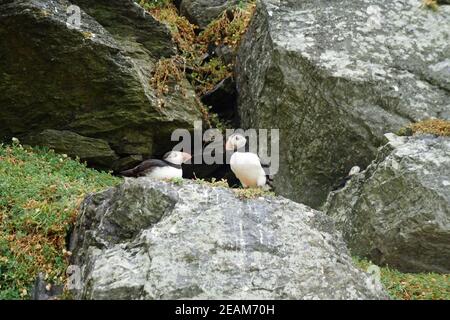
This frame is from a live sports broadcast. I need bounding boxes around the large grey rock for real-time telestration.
[180,0,240,29]
[0,0,201,170]
[236,0,450,208]
[69,179,388,300]
[324,134,450,273]
[26,129,119,168]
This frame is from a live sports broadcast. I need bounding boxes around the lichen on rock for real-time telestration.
[69,179,388,299]
[324,133,450,273]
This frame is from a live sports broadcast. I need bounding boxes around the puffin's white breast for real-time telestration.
[230,152,266,187]
[146,166,182,180]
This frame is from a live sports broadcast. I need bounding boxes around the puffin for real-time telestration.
[225,133,268,188]
[332,166,361,191]
[120,151,192,179]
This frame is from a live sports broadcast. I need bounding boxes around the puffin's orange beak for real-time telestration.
[225,141,234,151]
[181,152,192,163]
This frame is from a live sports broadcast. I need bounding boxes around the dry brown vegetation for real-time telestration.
[150,56,186,98]
[421,0,439,11]
[144,1,255,96]
[411,119,450,136]
[233,188,275,200]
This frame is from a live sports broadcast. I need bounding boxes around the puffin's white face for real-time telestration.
[225,134,247,151]
[164,151,192,165]
[348,166,361,176]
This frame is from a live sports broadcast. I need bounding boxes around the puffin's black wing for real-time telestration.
[332,176,351,191]
[261,162,274,189]
[120,159,169,177]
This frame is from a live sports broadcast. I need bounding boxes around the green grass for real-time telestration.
[138,0,172,10]
[233,187,275,200]
[193,178,230,188]
[353,257,450,300]
[0,141,121,299]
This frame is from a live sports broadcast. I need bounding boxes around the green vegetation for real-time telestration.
[193,178,276,199]
[167,177,184,185]
[193,178,230,188]
[138,0,172,10]
[0,141,121,299]
[233,188,275,200]
[421,0,439,11]
[354,257,450,300]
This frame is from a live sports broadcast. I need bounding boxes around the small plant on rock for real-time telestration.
[421,0,439,11]
[233,188,275,200]
[142,0,256,126]
[398,119,450,137]
[194,178,230,188]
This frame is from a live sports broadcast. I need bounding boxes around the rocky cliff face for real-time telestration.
[2,0,448,300]
[324,134,450,273]
[180,0,241,29]
[69,179,388,299]
[236,0,450,208]
[0,0,201,170]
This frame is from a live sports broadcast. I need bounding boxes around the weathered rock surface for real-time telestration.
[32,273,64,300]
[26,129,118,168]
[69,179,388,300]
[0,0,201,170]
[236,0,450,208]
[324,134,450,273]
[180,0,240,29]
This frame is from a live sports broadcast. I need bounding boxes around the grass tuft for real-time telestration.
[166,177,184,185]
[353,257,450,300]
[233,188,275,200]
[0,142,120,299]
[421,0,439,11]
[194,178,230,188]
[138,0,172,10]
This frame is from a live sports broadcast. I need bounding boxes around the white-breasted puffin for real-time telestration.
[120,151,192,179]
[225,133,267,188]
[332,166,361,190]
